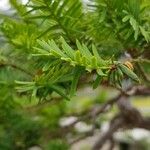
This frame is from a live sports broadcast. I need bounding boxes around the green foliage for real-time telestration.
[88,0,150,52]
[15,37,141,99]
[34,37,110,72]
[0,0,149,148]
[0,94,41,150]
[118,63,140,82]
[39,100,66,130]
[25,0,83,40]
[1,19,38,52]
[0,0,149,101]
[0,85,68,149]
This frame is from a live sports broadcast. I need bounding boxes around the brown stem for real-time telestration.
[0,62,33,76]
[108,137,115,150]
[92,116,124,150]
[69,130,94,145]
[92,89,150,150]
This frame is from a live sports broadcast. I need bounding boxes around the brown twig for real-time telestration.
[92,115,124,150]
[92,92,150,150]
[65,95,120,128]
[0,62,33,76]
[69,130,94,145]
[108,137,115,150]
[117,95,150,130]
[65,86,150,129]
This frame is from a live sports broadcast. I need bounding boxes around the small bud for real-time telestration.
[124,61,134,70]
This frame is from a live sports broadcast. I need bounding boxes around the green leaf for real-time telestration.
[118,64,140,82]
[129,17,139,40]
[38,24,60,38]
[82,43,93,58]
[130,17,137,31]
[140,26,149,42]
[115,70,122,87]
[42,62,51,71]
[75,50,81,63]
[48,40,67,57]
[76,40,91,64]
[34,47,50,54]
[122,15,130,22]
[99,9,106,23]
[32,88,38,97]
[91,56,97,68]
[76,39,83,51]
[128,0,140,19]
[92,44,106,66]
[50,85,70,101]
[92,44,100,59]
[37,40,51,51]
[97,69,106,76]
[70,67,83,97]
[60,37,75,59]
[16,86,35,92]
[15,80,36,93]
[81,56,87,66]
[57,0,69,16]
[15,80,35,85]
[109,71,115,85]
[117,67,123,79]
[93,75,103,89]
